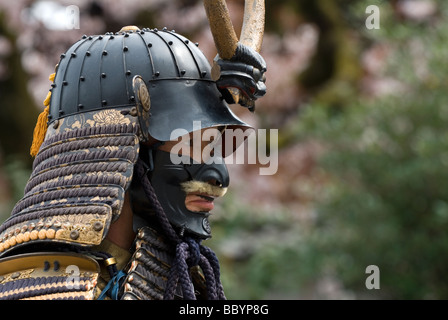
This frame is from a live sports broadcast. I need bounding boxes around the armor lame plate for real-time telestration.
[0,252,100,300]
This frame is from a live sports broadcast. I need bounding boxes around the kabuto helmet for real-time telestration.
[48,25,251,143]
[0,26,252,256]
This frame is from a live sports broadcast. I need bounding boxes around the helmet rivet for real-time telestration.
[102,100,107,105]
[147,43,152,48]
[93,221,103,231]
[86,51,91,56]
[101,73,106,78]
[60,53,65,59]
[124,33,129,37]
[102,50,108,56]
[80,76,85,81]
[126,70,131,76]
[78,104,84,109]
[82,35,87,39]
[168,41,173,45]
[195,42,199,47]
[123,46,129,52]
[62,81,68,86]
[180,70,186,76]
[98,35,103,40]
[88,36,93,40]
[154,71,160,77]
[70,230,79,240]
[11,272,21,279]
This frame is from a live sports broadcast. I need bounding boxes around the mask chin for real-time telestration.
[134,148,229,240]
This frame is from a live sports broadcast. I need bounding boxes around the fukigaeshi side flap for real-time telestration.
[0,109,140,257]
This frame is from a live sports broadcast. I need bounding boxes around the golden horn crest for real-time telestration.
[204,0,265,59]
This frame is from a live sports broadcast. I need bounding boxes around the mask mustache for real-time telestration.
[181,180,228,198]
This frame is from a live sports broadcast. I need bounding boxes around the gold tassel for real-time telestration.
[42,90,51,107]
[29,104,50,157]
[29,72,55,157]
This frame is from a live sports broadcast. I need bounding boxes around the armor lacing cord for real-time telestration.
[135,159,226,300]
[92,251,127,300]
[91,251,118,278]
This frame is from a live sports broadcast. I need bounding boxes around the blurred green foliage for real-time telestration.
[209,0,448,299]
[297,0,448,299]
[0,12,39,162]
[0,157,31,222]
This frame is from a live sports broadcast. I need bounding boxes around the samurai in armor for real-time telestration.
[0,18,266,300]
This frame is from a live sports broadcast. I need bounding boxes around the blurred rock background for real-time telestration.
[0,0,446,299]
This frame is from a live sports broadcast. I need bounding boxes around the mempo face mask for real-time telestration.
[145,149,229,239]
